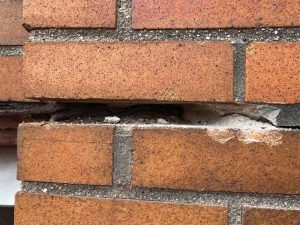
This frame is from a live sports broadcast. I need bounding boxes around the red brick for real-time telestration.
[0,116,26,129]
[0,0,28,45]
[23,0,117,28]
[246,42,300,104]
[24,42,234,103]
[132,0,300,29]
[132,127,300,194]
[17,123,114,185]
[0,56,24,101]
[242,207,300,225]
[0,129,17,146]
[15,193,228,225]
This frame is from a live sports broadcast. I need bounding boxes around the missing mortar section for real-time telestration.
[21,102,299,129]
[1,102,298,128]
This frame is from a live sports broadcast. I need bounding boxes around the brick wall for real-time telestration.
[0,0,299,224]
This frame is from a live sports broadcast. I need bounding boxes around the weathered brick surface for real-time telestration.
[17,123,114,185]
[0,56,24,101]
[246,42,300,104]
[242,207,300,225]
[132,127,300,194]
[23,42,234,103]
[23,0,117,28]
[0,0,28,45]
[15,193,228,225]
[132,0,300,29]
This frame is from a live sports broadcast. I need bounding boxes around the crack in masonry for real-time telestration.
[2,103,298,128]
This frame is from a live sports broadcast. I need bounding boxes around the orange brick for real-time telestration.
[132,0,300,29]
[242,207,300,225]
[24,42,234,103]
[0,56,24,101]
[15,193,228,225]
[0,0,28,45]
[132,127,300,194]
[23,0,117,28]
[17,123,114,185]
[246,42,300,104]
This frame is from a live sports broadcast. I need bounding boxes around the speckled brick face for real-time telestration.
[17,123,115,185]
[132,0,300,29]
[246,42,300,104]
[23,0,117,28]
[0,0,28,45]
[0,56,24,101]
[132,127,300,194]
[15,193,228,225]
[23,41,234,103]
[242,207,300,225]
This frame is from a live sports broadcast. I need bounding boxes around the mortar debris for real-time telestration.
[38,103,299,129]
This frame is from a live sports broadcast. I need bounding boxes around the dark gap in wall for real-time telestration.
[0,207,14,225]
[1,102,299,128]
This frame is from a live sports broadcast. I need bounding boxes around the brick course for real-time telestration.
[15,193,228,225]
